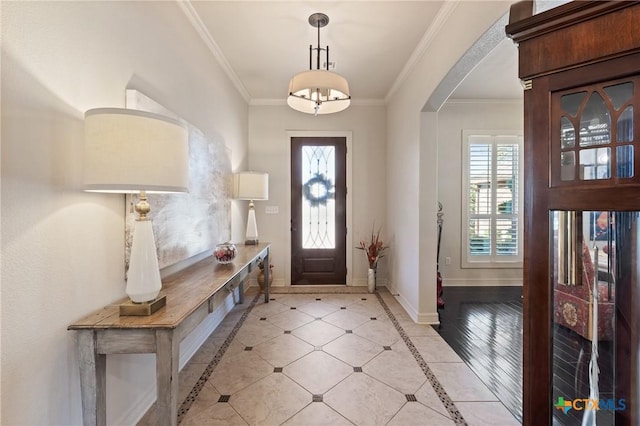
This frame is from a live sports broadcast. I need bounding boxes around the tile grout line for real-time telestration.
[375,292,468,426]
[177,291,262,424]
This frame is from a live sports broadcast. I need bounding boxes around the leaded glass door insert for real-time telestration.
[291,137,346,285]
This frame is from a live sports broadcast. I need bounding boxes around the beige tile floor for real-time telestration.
[138,288,520,426]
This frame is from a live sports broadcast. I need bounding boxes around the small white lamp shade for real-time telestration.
[233,171,269,201]
[233,172,268,245]
[83,108,189,304]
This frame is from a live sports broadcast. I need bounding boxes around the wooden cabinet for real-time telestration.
[506,2,640,424]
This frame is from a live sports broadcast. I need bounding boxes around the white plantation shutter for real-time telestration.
[462,131,523,268]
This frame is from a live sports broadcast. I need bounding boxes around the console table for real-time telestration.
[68,243,270,426]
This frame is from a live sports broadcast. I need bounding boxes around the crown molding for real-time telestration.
[385,0,460,103]
[178,1,251,103]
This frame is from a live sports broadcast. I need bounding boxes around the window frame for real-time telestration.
[461,130,524,269]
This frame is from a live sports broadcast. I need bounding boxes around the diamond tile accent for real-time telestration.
[253,334,314,367]
[324,333,384,366]
[324,373,406,425]
[312,394,323,402]
[218,395,230,402]
[354,319,401,346]
[260,317,267,321]
[384,346,392,350]
[291,318,345,346]
[267,309,315,330]
[297,300,340,317]
[230,373,310,425]
[323,309,370,330]
[314,346,323,351]
[274,367,283,373]
[406,394,417,402]
[209,351,273,395]
[284,330,291,334]
[281,401,354,426]
[284,351,352,394]
[244,346,253,351]
[345,330,353,334]
[353,367,363,373]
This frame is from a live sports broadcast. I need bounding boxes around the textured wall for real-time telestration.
[1,2,247,424]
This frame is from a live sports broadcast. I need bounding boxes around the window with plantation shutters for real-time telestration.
[462,131,523,268]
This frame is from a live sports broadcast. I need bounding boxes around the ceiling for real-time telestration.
[181,1,522,105]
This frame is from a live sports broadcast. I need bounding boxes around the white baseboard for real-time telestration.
[444,278,523,287]
[416,312,440,325]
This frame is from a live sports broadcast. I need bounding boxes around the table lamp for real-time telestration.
[233,172,269,245]
[84,108,189,314]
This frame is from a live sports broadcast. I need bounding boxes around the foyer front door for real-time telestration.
[290,137,347,285]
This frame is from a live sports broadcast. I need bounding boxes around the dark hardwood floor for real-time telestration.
[433,286,524,423]
[434,286,616,426]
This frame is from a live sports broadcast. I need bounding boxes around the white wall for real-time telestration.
[247,104,388,286]
[437,100,524,286]
[1,2,248,424]
[386,1,512,323]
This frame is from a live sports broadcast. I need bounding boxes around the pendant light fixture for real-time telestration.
[287,13,351,115]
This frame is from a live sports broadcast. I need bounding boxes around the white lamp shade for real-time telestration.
[233,172,269,201]
[83,108,189,193]
[287,70,350,114]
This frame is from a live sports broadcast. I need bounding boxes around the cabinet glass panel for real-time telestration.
[617,106,634,143]
[556,79,636,184]
[579,147,610,180]
[551,210,635,425]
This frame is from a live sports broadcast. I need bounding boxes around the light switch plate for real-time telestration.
[265,206,279,214]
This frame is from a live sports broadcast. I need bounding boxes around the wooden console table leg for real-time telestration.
[264,250,270,303]
[238,280,245,304]
[77,330,106,426]
[155,329,180,426]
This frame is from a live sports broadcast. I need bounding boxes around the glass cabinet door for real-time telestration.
[551,211,638,424]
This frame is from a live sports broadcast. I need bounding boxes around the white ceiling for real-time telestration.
[182,1,523,105]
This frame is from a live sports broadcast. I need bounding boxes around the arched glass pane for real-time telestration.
[604,81,633,110]
[561,116,575,148]
[617,106,634,143]
[579,92,611,147]
[561,91,587,117]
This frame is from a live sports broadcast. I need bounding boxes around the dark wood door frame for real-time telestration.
[286,131,353,286]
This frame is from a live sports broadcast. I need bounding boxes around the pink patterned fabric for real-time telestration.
[553,240,615,341]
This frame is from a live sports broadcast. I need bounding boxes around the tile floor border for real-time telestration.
[177,291,262,423]
[375,292,467,426]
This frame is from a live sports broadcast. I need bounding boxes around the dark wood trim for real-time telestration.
[506,1,632,44]
[507,2,640,79]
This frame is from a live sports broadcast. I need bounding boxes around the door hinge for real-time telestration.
[522,79,532,91]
